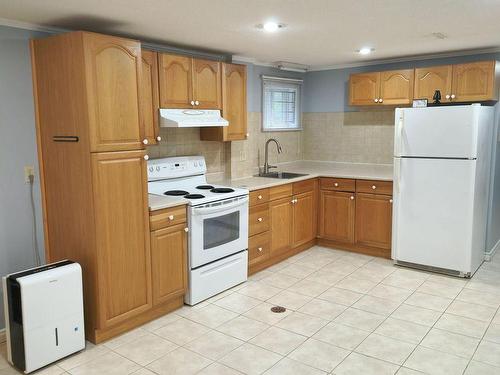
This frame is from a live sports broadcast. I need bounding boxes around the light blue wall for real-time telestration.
[303,52,500,113]
[0,26,49,329]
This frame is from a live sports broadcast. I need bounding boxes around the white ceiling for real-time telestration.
[1,0,500,69]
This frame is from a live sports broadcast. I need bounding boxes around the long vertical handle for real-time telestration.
[394,158,401,194]
[395,111,404,156]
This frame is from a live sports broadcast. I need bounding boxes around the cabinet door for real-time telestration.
[355,193,392,250]
[223,63,247,140]
[141,50,160,145]
[269,196,293,256]
[380,69,414,105]
[414,65,452,101]
[452,61,497,102]
[292,191,316,248]
[193,58,222,109]
[91,150,151,327]
[158,53,193,108]
[83,33,144,152]
[319,190,355,243]
[349,72,380,105]
[151,223,187,306]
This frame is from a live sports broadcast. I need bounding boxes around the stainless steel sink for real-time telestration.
[255,171,309,179]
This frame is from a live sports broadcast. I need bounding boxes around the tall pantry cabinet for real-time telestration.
[31,31,170,343]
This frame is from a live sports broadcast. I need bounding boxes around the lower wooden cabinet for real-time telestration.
[319,190,355,243]
[293,191,316,247]
[355,193,393,250]
[150,223,188,305]
[269,196,294,256]
[249,231,270,267]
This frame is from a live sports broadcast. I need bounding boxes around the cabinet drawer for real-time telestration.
[269,183,292,201]
[320,178,355,192]
[293,178,316,195]
[356,180,393,195]
[250,188,269,206]
[249,203,269,236]
[249,231,270,266]
[150,205,187,231]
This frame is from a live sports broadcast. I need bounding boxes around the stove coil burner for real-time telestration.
[184,194,205,199]
[211,187,235,193]
[196,185,214,190]
[164,190,189,196]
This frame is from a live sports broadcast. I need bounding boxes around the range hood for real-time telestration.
[159,109,228,128]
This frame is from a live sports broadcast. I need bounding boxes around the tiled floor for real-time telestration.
[3,246,500,374]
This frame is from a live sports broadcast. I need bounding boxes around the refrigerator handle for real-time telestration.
[396,113,404,156]
[394,158,401,194]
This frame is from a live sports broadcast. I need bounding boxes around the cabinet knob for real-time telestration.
[144,155,149,161]
[257,195,262,200]
[379,98,383,103]
[168,215,174,221]
[334,182,339,187]
[257,217,263,222]
[143,139,149,145]
[156,136,162,142]
[374,98,379,103]
[446,94,451,99]
[350,196,355,200]
[190,100,195,105]
[389,199,393,203]
[246,133,250,137]
[184,227,189,232]
[258,247,263,252]
[195,100,200,106]
[372,185,377,190]
[451,94,456,99]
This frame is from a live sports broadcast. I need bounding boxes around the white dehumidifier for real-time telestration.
[2,260,85,373]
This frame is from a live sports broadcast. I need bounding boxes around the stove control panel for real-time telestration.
[147,156,206,181]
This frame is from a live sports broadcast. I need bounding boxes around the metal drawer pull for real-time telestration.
[257,217,263,222]
[168,215,174,221]
[350,196,355,200]
[334,183,339,187]
[258,247,263,252]
[389,199,393,203]
[372,185,377,190]
[258,195,263,199]
[184,227,189,232]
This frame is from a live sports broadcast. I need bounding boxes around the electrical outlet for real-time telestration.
[24,166,35,184]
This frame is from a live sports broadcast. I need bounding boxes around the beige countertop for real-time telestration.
[222,160,393,191]
[148,194,187,211]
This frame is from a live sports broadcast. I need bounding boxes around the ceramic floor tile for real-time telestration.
[317,287,363,306]
[196,362,242,375]
[420,328,480,359]
[473,340,500,367]
[103,328,149,350]
[146,347,212,375]
[445,300,497,322]
[427,274,468,288]
[349,267,389,283]
[263,357,327,375]
[288,338,349,372]
[184,304,238,328]
[368,284,412,303]
[298,298,346,320]
[131,368,157,375]
[335,276,377,294]
[248,270,274,281]
[294,254,334,269]
[390,304,442,327]
[68,352,140,375]
[249,326,307,355]
[332,352,399,375]
[435,313,489,339]
[355,333,416,365]
[305,270,345,286]
[219,343,282,375]
[416,280,463,299]
[403,346,469,375]
[214,293,262,314]
[455,288,500,309]
[338,253,373,267]
[260,273,300,289]
[113,332,178,366]
[243,302,293,325]
[275,311,329,337]
[381,269,428,291]
[278,264,316,279]
[375,317,430,344]
[266,290,312,310]
[26,364,66,375]
[154,317,211,345]
[352,295,401,316]
[334,308,386,332]
[321,260,359,276]
[404,292,453,312]
[484,323,500,344]
[183,330,243,360]
[464,361,500,375]
[141,312,181,332]
[396,368,425,375]
[58,343,110,371]
[216,315,270,341]
[313,322,369,350]
[237,281,282,301]
[287,279,330,297]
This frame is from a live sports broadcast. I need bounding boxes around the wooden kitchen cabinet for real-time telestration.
[141,49,160,145]
[150,223,188,306]
[414,65,453,101]
[319,190,355,243]
[201,63,247,141]
[193,58,221,109]
[355,193,393,251]
[292,190,316,247]
[379,69,414,105]
[349,72,380,105]
[452,61,498,102]
[269,196,293,256]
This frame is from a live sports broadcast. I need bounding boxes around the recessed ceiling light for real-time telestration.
[256,22,286,32]
[357,47,374,55]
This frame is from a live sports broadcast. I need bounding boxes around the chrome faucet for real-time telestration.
[262,138,283,175]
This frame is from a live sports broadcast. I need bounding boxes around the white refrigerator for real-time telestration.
[392,104,495,277]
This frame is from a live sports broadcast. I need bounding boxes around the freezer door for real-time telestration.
[394,105,480,158]
[392,158,476,273]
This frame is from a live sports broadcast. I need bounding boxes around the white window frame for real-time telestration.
[262,75,303,132]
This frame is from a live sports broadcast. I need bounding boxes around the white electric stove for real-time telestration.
[147,156,249,305]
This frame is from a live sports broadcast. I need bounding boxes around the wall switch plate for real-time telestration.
[24,165,35,183]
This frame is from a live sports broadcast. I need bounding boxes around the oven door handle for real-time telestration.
[192,196,248,215]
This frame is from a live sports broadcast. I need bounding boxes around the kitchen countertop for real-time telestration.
[148,194,188,211]
[223,160,393,191]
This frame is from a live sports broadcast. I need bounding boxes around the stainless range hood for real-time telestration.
[159,109,228,128]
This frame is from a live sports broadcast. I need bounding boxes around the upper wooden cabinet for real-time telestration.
[140,50,160,145]
[414,65,452,101]
[379,69,414,105]
[200,63,248,142]
[349,72,380,105]
[452,61,498,102]
[158,53,222,109]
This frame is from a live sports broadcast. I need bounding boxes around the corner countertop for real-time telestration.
[221,160,393,191]
[148,194,188,211]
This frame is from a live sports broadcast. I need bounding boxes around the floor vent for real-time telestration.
[270,306,286,313]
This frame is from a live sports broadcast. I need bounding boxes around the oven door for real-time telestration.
[189,195,249,268]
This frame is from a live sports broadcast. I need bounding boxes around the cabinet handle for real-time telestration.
[195,100,200,106]
[143,139,149,145]
[389,199,393,203]
[258,247,263,252]
[246,133,250,137]
[184,227,189,232]
[258,195,263,200]
[372,185,377,190]
[379,98,383,103]
[446,94,451,99]
[168,215,174,221]
[334,182,339,187]
[156,136,162,142]
[144,155,149,161]
[190,100,195,105]
[350,196,355,200]
[451,94,456,99]
[257,217,263,222]
[374,98,379,103]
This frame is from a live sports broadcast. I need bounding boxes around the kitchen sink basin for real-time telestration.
[255,171,309,179]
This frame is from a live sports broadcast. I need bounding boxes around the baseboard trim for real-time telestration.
[0,328,5,344]
[485,239,500,261]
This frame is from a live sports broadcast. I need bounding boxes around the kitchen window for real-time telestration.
[262,75,303,131]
